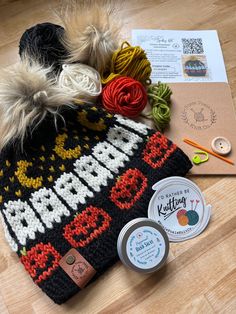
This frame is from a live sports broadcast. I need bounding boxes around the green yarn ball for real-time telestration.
[146,82,172,132]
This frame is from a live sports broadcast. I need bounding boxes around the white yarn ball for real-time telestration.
[58,63,102,104]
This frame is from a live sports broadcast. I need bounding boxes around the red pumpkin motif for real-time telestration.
[143,133,177,168]
[63,206,111,248]
[21,242,61,284]
[110,168,148,209]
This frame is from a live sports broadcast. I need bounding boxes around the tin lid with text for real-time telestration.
[148,177,212,242]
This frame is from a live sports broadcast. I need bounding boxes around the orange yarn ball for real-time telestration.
[102,76,148,118]
[178,214,189,226]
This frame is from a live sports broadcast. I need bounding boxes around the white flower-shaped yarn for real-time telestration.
[58,63,102,104]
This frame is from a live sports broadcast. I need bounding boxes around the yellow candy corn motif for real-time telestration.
[0,196,3,203]
[0,170,3,177]
[77,110,107,131]
[15,161,43,189]
[47,176,53,182]
[54,133,81,159]
[50,154,55,161]
[59,164,66,171]
[15,190,22,197]
[9,176,14,183]
[40,156,45,162]
[49,166,55,173]
[6,160,11,167]
[4,186,9,192]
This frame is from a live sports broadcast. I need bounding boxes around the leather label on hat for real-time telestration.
[59,248,96,288]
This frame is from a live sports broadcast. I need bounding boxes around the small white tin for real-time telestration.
[117,218,169,273]
[148,176,211,242]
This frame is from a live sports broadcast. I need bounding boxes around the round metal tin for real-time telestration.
[117,218,169,273]
[148,176,210,242]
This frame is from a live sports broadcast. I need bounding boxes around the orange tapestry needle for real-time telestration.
[183,138,234,165]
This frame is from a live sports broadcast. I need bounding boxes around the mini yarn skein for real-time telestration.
[19,23,67,75]
[58,63,102,105]
[145,83,172,131]
[101,42,152,85]
[102,76,147,118]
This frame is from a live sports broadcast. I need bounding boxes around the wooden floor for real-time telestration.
[0,0,236,313]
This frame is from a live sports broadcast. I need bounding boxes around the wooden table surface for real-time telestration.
[0,0,236,313]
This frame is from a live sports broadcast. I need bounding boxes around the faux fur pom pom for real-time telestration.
[0,59,74,151]
[57,0,120,74]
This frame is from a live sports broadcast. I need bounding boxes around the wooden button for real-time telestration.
[211,137,231,156]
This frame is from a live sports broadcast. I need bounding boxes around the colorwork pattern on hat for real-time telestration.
[0,105,192,304]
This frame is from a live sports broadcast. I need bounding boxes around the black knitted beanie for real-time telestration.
[19,22,67,74]
[0,105,192,304]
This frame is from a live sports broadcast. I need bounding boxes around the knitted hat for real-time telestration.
[0,105,192,304]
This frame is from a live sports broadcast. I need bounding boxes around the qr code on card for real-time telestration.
[182,38,204,54]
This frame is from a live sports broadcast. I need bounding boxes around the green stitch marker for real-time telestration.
[192,150,209,165]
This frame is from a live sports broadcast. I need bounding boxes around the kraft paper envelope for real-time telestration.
[163,83,236,175]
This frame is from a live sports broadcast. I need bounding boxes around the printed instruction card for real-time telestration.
[132,30,227,83]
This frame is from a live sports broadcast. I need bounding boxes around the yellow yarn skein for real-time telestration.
[101,41,152,85]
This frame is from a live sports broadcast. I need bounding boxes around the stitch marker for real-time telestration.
[192,150,209,165]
